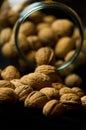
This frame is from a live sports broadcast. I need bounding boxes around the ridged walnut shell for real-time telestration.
[24,91,49,109]
[20,72,52,90]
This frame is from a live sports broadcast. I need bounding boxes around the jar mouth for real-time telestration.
[14,1,84,71]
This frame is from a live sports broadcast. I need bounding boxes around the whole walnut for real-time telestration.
[60,93,81,105]
[55,37,75,58]
[10,79,23,88]
[0,87,17,104]
[38,27,56,46]
[19,21,35,36]
[81,96,86,108]
[64,73,83,87]
[20,72,52,90]
[72,87,85,97]
[0,28,12,45]
[43,99,64,117]
[1,42,17,58]
[52,82,65,90]
[35,47,55,65]
[40,87,59,100]
[51,19,74,37]
[15,85,33,102]
[65,50,86,68]
[36,22,50,31]
[1,65,20,80]
[35,65,62,82]
[43,15,56,24]
[27,35,42,50]
[24,91,49,109]
[59,87,73,96]
[0,80,15,89]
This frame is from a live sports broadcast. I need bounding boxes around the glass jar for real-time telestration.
[0,0,84,73]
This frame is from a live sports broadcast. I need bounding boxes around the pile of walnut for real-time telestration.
[0,1,86,118]
[0,64,86,118]
[0,0,86,74]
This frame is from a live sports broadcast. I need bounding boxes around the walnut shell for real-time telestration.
[0,87,17,104]
[55,37,75,58]
[0,80,15,89]
[59,87,73,96]
[24,91,48,108]
[27,35,42,50]
[40,87,59,100]
[10,79,23,88]
[72,87,85,97]
[35,47,55,65]
[15,85,33,102]
[35,65,62,82]
[51,19,74,37]
[52,82,65,90]
[1,65,20,80]
[60,93,81,105]
[38,27,56,46]
[64,73,83,87]
[43,99,64,117]
[0,28,12,45]
[20,72,52,90]
[19,21,35,36]
[81,96,86,108]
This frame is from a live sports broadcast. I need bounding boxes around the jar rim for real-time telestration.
[14,1,84,71]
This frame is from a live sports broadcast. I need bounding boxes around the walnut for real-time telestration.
[35,65,62,82]
[0,87,17,104]
[15,85,33,102]
[0,80,15,89]
[72,87,85,97]
[1,65,20,80]
[52,82,65,90]
[0,28,12,45]
[26,50,36,63]
[40,87,59,100]
[60,93,81,105]
[59,87,73,96]
[38,27,56,46]
[51,19,74,37]
[1,42,18,58]
[64,73,83,87]
[43,15,56,24]
[20,72,52,90]
[55,37,75,58]
[35,47,55,65]
[10,79,23,88]
[7,9,19,25]
[43,99,64,117]
[9,33,30,52]
[81,96,86,108]
[27,35,42,50]
[65,50,86,68]
[81,40,86,56]
[24,91,48,109]
[36,22,50,31]
[19,21,35,36]
[29,11,44,23]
